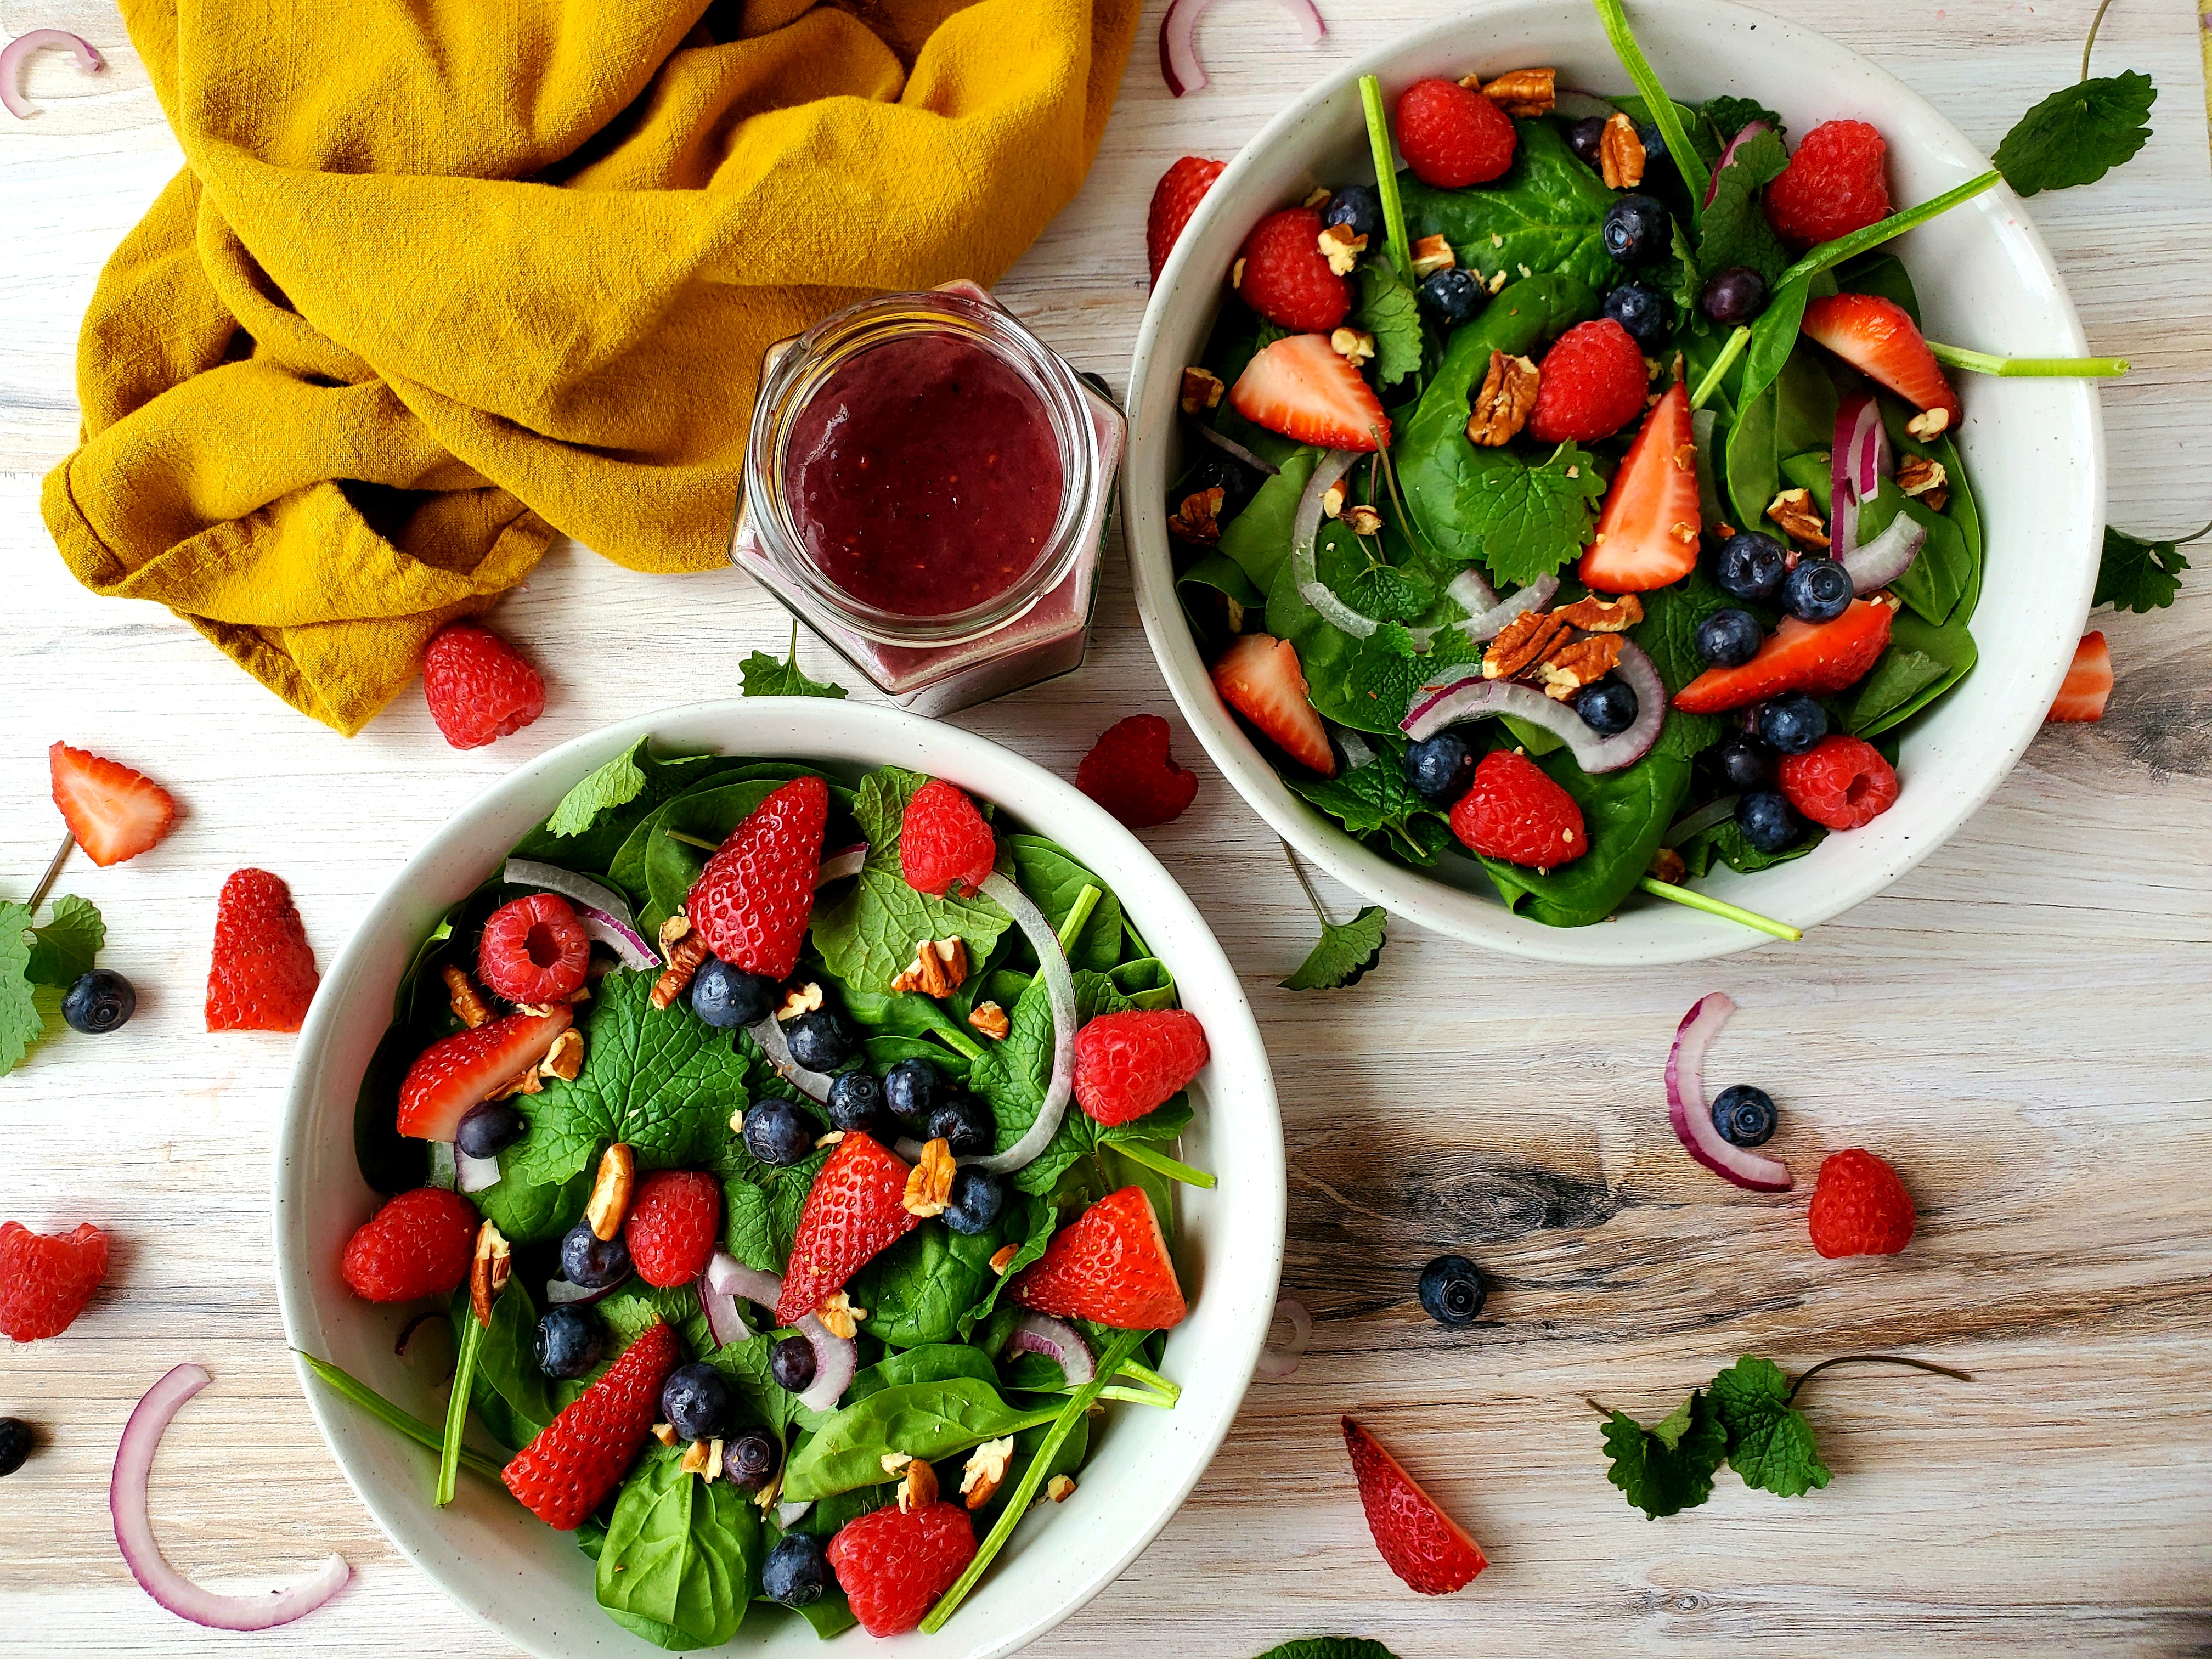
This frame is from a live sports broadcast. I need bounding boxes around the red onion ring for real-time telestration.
[1445,569,1560,641]
[1160,0,1324,97]
[1841,514,1927,595]
[777,1499,814,1528]
[1702,119,1773,208]
[699,1253,757,1349]
[1007,1312,1096,1387]
[501,859,656,969]
[2,29,101,120]
[1254,1297,1313,1380]
[113,1365,350,1628]
[1402,642,1666,774]
[1830,392,1889,559]
[1290,450,1379,637]
[1666,994,1792,1193]
[1189,419,1280,477]
[455,1148,501,1193]
[545,1274,626,1307]
[960,873,1076,1175]
[703,1257,854,1411]
[816,843,868,888]
[751,1013,835,1104]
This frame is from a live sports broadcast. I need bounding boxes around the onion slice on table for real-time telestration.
[1007,1312,1095,1387]
[501,858,656,970]
[112,1364,349,1629]
[1402,641,1667,774]
[1701,119,1773,207]
[816,842,867,887]
[1666,993,1792,1192]
[750,1012,835,1104]
[1254,1297,1313,1380]
[1159,0,1324,97]
[704,1256,855,1410]
[2,29,102,120]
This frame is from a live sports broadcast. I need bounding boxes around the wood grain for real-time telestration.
[3,1,2210,1655]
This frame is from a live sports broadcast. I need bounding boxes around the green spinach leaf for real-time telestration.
[1481,751,1690,928]
[597,1443,760,1646]
[779,1379,1058,1502]
[851,1219,1011,1350]
[812,769,1008,991]
[1398,119,1619,292]
[1216,447,1321,596]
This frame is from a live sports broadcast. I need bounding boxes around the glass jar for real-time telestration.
[730,285,1125,716]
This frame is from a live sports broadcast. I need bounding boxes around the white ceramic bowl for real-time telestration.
[1128,0,2102,965]
[274,699,1285,1658]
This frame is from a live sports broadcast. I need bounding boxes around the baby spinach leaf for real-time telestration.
[957,1191,1055,1340]
[1601,1389,1729,1519]
[1860,477,1967,626]
[812,769,1008,992]
[738,624,847,699]
[597,1443,760,1647]
[1106,957,1177,1011]
[467,1278,565,1440]
[1482,751,1691,928]
[475,1156,590,1244]
[1847,611,1977,738]
[1001,836,1122,973]
[1710,1356,1832,1497]
[851,1218,1011,1350]
[848,1343,1001,1401]
[1217,447,1321,596]
[1398,119,1619,293]
[514,740,727,877]
[1679,815,1825,877]
[25,894,102,988]
[2096,525,2194,614]
[839,984,983,1062]
[1351,260,1424,388]
[706,1330,822,1436]
[1701,95,1784,142]
[1994,71,2155,197]
[780,1379,1058,1502]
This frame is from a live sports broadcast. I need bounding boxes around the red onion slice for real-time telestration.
[964,873,1076,1175]
[1254,1297,1313,1380]
[1402,642,1666,774]
[816,843,868,888]
[1701,119,1773,208]
[545,1274,625,1307]
[1830,392,1889,558]
[1290,450,1379,638]
[777,1499,814,1528]
[2,29,102,120]
[1666,994,1792,1193]
[1160,0,1323,97]
[113,1364,349,1628]
[699,1254,757,1348]
[751,1013,834,1104]
[1446,570,1559,641]
[455,1149,501,1193]
[501,859,657,969]
[707,1254,786,1310]
[1327,721,1376,772]
[794,1314,857,1413]
[1189,419,1281,477]
[1841,512,1927,594]
[1008,1313,1096,1387]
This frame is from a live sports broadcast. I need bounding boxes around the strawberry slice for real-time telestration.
[396,1006,573,1141]
[1228,333,1390,452]
[503,1321,679,1529]
[2047,630,2112,722]
[1578,381,1700,593]
[1673,599,1895,715]
[49,743,177,868]
[1342,1417,1487,1595]
[1211,634,1335,776]
[1147,156,1224,287]
[686,775,827,982]
[1012,1186,1187,1330]
[775,1132,921,1327]
[1801,294,1963,428]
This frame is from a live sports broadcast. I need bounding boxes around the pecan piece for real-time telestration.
[585,1143,636,1241]
[1895,454,1948,497]
[1466,350,1539,447]
[890,937,969,997]
[443,966,492,1030]
[1179,366,1224,415]
[1167,485,1225,545]
[968,1000,1010,1041]
[469,1220,511,1327]
[903,1138,957,1220]
[1330,326,1376,368]
[1482,608,1569,680]
[1341,503,1384,537]
[1765,487,1831,548]
[651,913,708,1010]
[1410,234,1455,279]
[1480,66,1555,117]
[1599,112,1646,189]
[892,1453,938,1513]
[1551,592,1643,633]
[1538,635,1624,700]
[816,1291,865,1340]
[777,979,823,1020]
[1046,1475,1077,1503]
[1647,845,1688,886]
[961,1438,1014,1510]
[539,1026,585,1082]
[989,1243,1020,1274]
[1905,406,1951,441]
[1318,222,1367,275]
[488,1064,543,1101]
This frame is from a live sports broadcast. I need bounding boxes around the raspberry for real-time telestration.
[624,1169,722,1289]
[477,891,591,1003]
[205,868,319,1032]
[1764,120,1891,250]
[825,1502,977,1637]
[1147,156,1224,286]
[1527,319,1649,443]
[0,1222,109,1342]
[1777,735,1899,830]
[1235,208,1351,334]
[1073,1009,1210,1126]
[340,1187,478,1303]
[1448,750,1587,868]
[1076,714,1199,828]
[899,780,996,898]
[1395,78,1516,189]
[422,622,545,750]
[1808,1148,1916,1259]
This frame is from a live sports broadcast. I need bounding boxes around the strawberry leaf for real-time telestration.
[2096,524,2193,614]
[1600,1387,1728,1519]
[1711,1355,1832,1498]
[1994,71,2156,198]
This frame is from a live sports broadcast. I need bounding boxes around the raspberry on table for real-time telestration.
[1076,714,1199,828]
[0,1221,109,1342]
[1527,318,1649,443]
[1764,120,1892,250]
[1808,1148,1916,1259]
[422,621,545,750]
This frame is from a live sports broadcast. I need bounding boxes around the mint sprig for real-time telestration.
[2096,522,2203,614]
[1279,842,1387,991]
[739,623,848,700]
[1,890,109,1076]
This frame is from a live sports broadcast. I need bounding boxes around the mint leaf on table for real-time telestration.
[1710,1355,1832,1498]
[0,902,40,1076]
[2096,524,2194,613]
[26,894,103,988]
[1444,442,1606,589]
[1280,906,1388,991]
[812,768,1008,991]
[740,623,848,699]
[1351,261,1424,388]
[1701,95,1784,142]
[1600,1388,1729,1519]
[1252,1641,1405,1659]
[1995,71,2156,197]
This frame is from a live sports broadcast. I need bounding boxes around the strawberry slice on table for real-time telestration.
[826,1501,977,1637]
[1578,381,1700,593]
[1147,155,1224,287]
[1012,1186,1187,1330]
[502,1320,679,1529]
[1341,1416,1487,1595]
[1801,294,1963,430]
[1074,1008,1209,1126]
[686,774,827,981]
[2047,630,2112,723]
[1211,633,1335,776]
[205,868,320,1032]
[1673,599,1895,715]
[1228,332,1390,452]
[395,1005,573,1141]
[775,1131,920,1328]
[49,742,177,867]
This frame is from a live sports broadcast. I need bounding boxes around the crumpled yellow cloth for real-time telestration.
[44,0,1138,733]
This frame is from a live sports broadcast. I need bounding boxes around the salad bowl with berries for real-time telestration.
[1128,0,2132,963]
[274,697,1283,1657]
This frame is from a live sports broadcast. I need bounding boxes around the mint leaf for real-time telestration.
[1693,126,1790,289]
[811,768,1008,991]
[26,895,103,988]
[1994,71,2156,197]
[1600,1389,1727,1519]
[0,902,40,1076]
[740,625,848,699]
[1711,1356,1832,1497]
[526,738,726,871]
[1701,95,1784,142]
[1279,905,1387,991]
[1341,550,1435,623]
[1451,441,1606,588]
[1283,751,1451,866]
[1351,261,1424,388]
[544,743,651,837]
[1252,1641,1404,1659]
[2096,524,2192,614]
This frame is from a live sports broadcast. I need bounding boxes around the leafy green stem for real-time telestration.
[2081,0,2117,80]
[1358,75,1415,289]
[1638,877,1803,942]
[932,1022,986,1064]
[1690,328,1750,410]
[1056,884,1102,953]
[1284,839,1334,928]
[1093,1384,1178,1408]
[297,1351,509,1486]
[1113,1358,1181,1402]
[1774,170,2002,290]
[1786,1352,1973,1405]
[1591,0,1710,213]
[438,1308,487,1507]
[25,831,72,915]
[1926,342,2129,377]
[1110,1138,1218,1191]
[663,829,721,852]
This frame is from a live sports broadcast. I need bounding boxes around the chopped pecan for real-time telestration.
[1480,66,1555,117]
[1167,485,1225,545]
[1482,608,1569,680]
[1905,406,1951,441]
[585,1143,636,1241]
[1178,366,1224,416]
[1538,635,1624,700]
[816,1129,845,1149]
[903,1138,957,1220]
[1229,256,1246,291]
[651,913,708,1010]
[539,1026,584,1082]
[890,937,969,998]
[1046,1474,1077,1503]
[652,1423,680,1447]
[777,980,823,1020]
[1551,592,1643,633]
[968,1000,1011,1041]
[1647,845,1688,886]
[488,1064,543,1101]
[816,1291,864,1340]
[896,1455,939,1514]
[469,1220,511,1327]
[1341,503,1384,537]
[1765,487,1831,548]
[1485,268,1509,295]
[1301,185,1333,210]
[1318,222,1367,275]
[679,1437,721,1479]
[1466,349,1539,447]
[1599,112,1646,189]
[1330,326,1376,368]
[1455,72,1482,91]
[1410,234,1456,279]
[1321,480,1347,519]
[1922,488,1950,513]
[961,1438,1014,1510]
[989,1243,1020,1274]
[1895,453,1948,497]
[442,966,492,1030]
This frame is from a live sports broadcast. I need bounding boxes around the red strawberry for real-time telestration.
[826,1502,977,1637]
[422,622,545,751]
[1764,119,1891,250]
[48,743,177,868]
[1528,318,1648,444]
[1229,333,1390,452]
[205,868,320,1032]
[339,1187,478,1304]
[1807,1148,1916,1259]
[900,780,996,898]
[395,1005,573,1141]
[686,775,827,981]
[503,1320,680,1528]
[477,891,590,1005]
[2047,630,2112,723]
[1211,633,1336,776]
[1578,381,1700,592]
[1449,750,1586,869]
[1673,599,1894,714]
[1076,714,1199,828]
[624,1169,722,1289]
[1012,1186,1186,1330]
[1148,156,1224,287]
[1341,1416,1487,1595]
[1395,77,1516,189]
[1778,734,1899,830]
[775,1132,920,1327]
[1074,1009,1209,1126]
[0,1221,109,1342]
[1801,294,1962,427]
[1235,208,1352,334]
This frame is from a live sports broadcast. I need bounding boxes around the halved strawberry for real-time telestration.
[2047,630,2112,722]
[1342,1416,1487,1595]
[1228,334,1390,452]
[1801,294,1962,428]
[49,743,177,868]
[1673,599,1895,714]
[1012,1186,1187,1330]
[1578,381,1699,593]
[775,1132,920,1327]
[1147,156,1224,287]
[396,1006,573,1141]
[1211,634,1335,776]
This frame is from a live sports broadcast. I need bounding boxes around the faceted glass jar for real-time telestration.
[731,287,1125,716]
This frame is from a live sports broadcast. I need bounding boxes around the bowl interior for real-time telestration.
[1127,0,2102,965]
[274,699,1285,1659]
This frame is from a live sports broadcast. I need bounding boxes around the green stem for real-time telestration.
[438,1310,487,1507]
[1113,1358,1181,1402]
[1110,1138,1217,1191]
[1927,342,2129,377]
[1690,327,1750,410]
[664,829,721,852]
[1358,76,1415,289]
[1638,877,1803,943]
[297,1351,509,1486]
[1282,839,1333,929]
[2081,0,2117,79]
[1787,1352,1973,1406]
[930,1021,986,1064]
[25,831,73,914]
[1590,0,1709,215]
[1775,170,2002,290]
[1056,884,1102,953]
[1093,1385,1177,1408]
[922,1328,1148,1634]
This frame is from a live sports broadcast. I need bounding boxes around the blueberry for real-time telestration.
[883,1057,941,1126]
[0,1417,31,1477]
[1566,115,1609,168]
[785,1009,854,1072]
[1635,121,1669,163]
[1757,692,1827,755]
[1416,1254,1487,1327]
[761,1532,832,1609]
[1601,194,1670,265]
[826,1070,888,1133]
[1417,267,1485,326]
[770,1333,816,1393]
[1186,454,1257,521]
[724,1429,782,1492]
[1322,183,1385,245]
[455,1100,525,1160]
[1696,607,1763,668]
[928,1095,996,1158]
[560,1224,631,1290]
[1575,678,1640,737]
[1602,282,1668,347]
[1700,266,1768,326]
[534,1306,604,1380]
[1736,789,1805,853]
[943,1166,1005,1235]
[1402,733,1476,804]
[60,969,134,1035]
[744,1098,817,1167]
[1781,555,1854,623]
[1712,530,1788,601]
[690,957,780,1029]
[660,1361,736,1443]
[1714,732,1776,793]
[1711,1084,1778,1147]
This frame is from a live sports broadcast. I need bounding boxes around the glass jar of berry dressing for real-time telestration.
[730,285,1125,716]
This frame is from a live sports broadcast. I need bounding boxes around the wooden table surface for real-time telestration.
[5,1,2211,1654]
